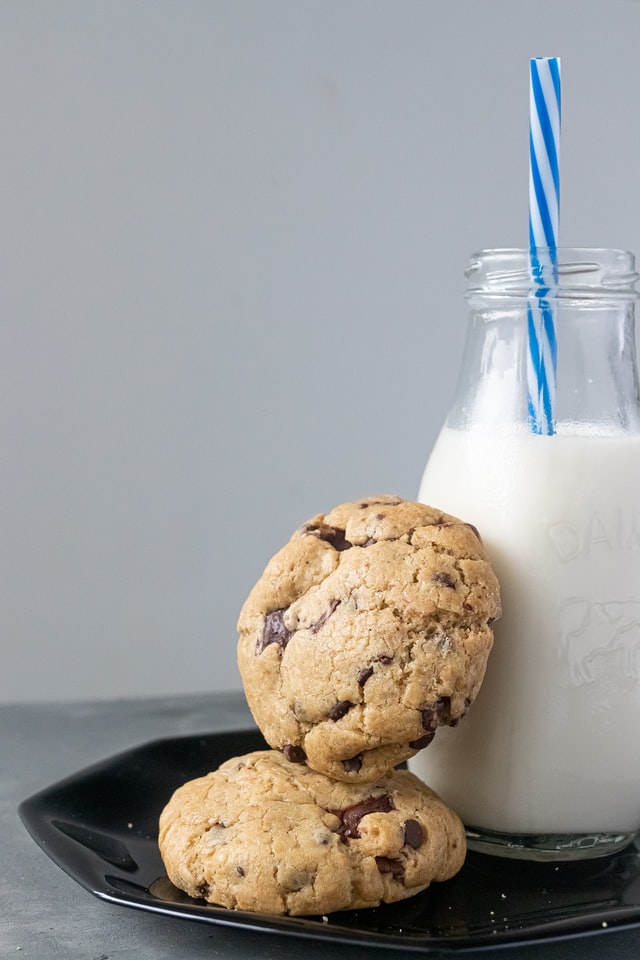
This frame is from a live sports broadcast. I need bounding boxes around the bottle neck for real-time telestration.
[447,249,640,435]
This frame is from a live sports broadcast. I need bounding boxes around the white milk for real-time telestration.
[410,425,640,835]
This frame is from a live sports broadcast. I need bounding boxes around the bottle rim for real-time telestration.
[466,248,639,300]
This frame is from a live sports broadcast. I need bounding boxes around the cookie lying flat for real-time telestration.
[237,495,501,783]
[158,749,466,916]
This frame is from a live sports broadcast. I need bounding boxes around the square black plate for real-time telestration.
[18,728,640,953]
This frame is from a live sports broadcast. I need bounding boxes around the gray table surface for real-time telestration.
[3,691,640,960]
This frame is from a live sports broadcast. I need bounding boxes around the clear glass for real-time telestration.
[409,248,640,861]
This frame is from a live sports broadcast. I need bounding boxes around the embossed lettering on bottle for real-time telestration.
[550,511,640,686]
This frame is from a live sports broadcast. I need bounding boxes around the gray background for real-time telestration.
[2,0,639,703]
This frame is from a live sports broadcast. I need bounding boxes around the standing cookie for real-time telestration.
[237,495,501,783]
[158,749,466,915]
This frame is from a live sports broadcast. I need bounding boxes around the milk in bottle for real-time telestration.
[409,249,640,860]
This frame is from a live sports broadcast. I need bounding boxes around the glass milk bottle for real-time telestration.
[409,248,640,861]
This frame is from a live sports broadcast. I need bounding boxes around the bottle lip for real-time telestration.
[466,248,639,300]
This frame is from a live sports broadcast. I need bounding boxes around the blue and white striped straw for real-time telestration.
[527,56,561,435]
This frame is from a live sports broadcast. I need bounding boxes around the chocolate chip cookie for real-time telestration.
[158,749,466,915]
[237,495,501,783]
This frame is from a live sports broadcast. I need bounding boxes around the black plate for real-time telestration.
[18,728,640,953]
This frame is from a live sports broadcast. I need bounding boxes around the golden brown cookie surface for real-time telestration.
[158,749,466,915]
[237,495,501,783]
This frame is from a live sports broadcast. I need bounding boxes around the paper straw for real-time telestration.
[527,56,561,435]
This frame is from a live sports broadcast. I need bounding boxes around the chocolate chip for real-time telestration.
[329,794,395,841]
[421,707,437,731]
[357,666,374,686]
[421,697,451,731]
[409,732,436,749]
[375,654,393,664]
[358,499,401,509]
[310,598,341,634]
[465,521,482,542]
[326,528,352,551]
[343,754,363,774]
[257,609,293,654]
[328,700,354,721]
[305,524,353,551]
[375,513,385,520]
[283,744,306,764]
[375,856,405,879]
[403,819,424,849]
[236,865,245,877]
[432,571,457,589]
[197,882,210,898]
